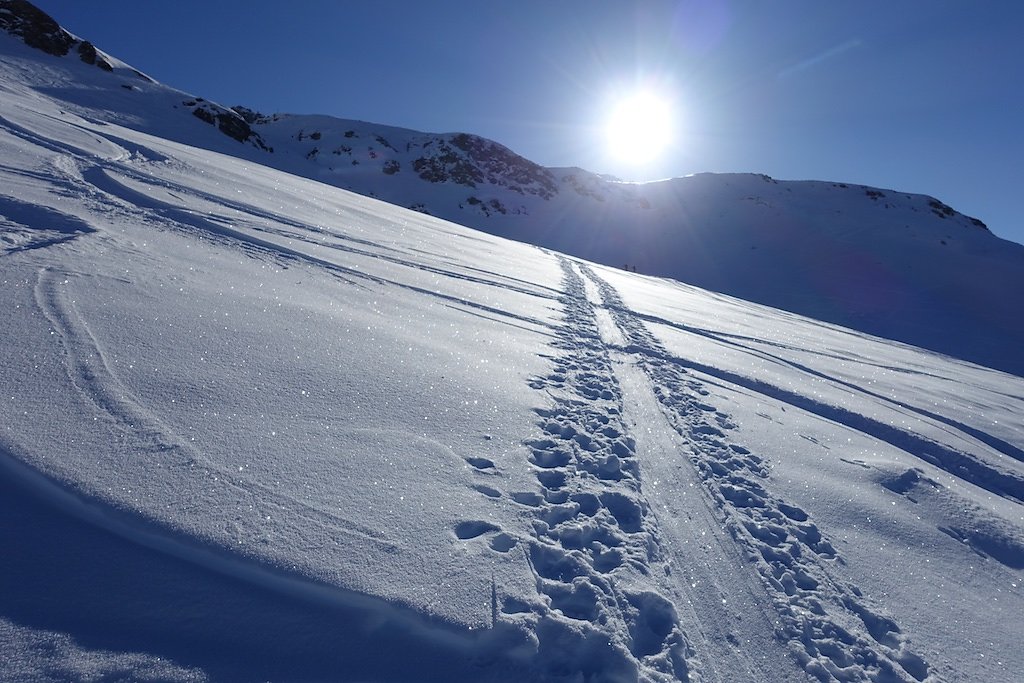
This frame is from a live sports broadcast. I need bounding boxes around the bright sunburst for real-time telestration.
[604,90,674,166]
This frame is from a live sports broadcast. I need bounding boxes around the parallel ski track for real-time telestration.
[503,254,693,682]
[577,262,939,683]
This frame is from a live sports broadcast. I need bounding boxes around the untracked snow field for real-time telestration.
[1,41,1023,683]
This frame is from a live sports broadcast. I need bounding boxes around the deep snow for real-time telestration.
[1,9,1023,683]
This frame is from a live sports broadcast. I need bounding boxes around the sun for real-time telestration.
[604,90,674,166]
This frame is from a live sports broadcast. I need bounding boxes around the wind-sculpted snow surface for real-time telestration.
[1,18,1023,681]
[579,264,934,682]
[3,6,1023,377]
[587,266,1024,682]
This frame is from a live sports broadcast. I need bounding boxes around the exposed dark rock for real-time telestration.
[231,106,256,123]
[463,195,508,217]
[382,159,400,175]
[448,133,557,198]
[191,107,215,125]
[231,106,273,125]
[76,39,96,64]
[0,0,75,56]
[413,151,482,186]
[215,112,266,148]
[1,1,112,71]
[190,102,271,151]
[74,40,111,70]
[928,198,956,219]
[410,132,556,198]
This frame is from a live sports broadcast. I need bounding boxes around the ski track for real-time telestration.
[58,155,554,332]
[460,253,693,682]
[589,293,814,680]
[623,306,1024,467]
[33,266,395,550]
[624,343,1024,506]
[575,262,938,683]
[2,111,560,332]
[1,103,986,682]
[0,193,96,254]
[598,297,1024,503]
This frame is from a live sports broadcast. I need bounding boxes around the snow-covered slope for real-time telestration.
[1,4,1023,682]
[3,0,1022,377]
[166,108,1024,379]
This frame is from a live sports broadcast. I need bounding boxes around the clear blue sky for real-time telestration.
[33,0,1024,245]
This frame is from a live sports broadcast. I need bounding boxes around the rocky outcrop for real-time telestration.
[410,133,557,199]
[185,100,272,151]
[0,0,111,71]
[76,40,112,71]
[449,133,557,198]
[2,1,266,150]
[0,0,75,56]
[232,106,278,126]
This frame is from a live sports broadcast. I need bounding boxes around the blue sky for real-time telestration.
[33,1,1024,245]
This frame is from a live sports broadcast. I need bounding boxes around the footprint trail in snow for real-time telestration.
[460,255,694,682]
[576,261,937,683]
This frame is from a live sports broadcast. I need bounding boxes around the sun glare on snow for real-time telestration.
[604,90,674,166]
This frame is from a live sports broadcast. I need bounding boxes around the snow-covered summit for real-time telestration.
[236,114,1024,375]
[4,0,1022,375]
[1,3,1023,682]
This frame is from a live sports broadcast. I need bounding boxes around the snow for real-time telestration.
[209,115,1024,378]
[1,14,1023,683]
[4,11,1022,377]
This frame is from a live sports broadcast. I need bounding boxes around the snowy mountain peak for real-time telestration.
[1,3,1023,682]
[2,1,1021,376]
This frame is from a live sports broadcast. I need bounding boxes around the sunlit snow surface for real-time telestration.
[1,35,1022,683]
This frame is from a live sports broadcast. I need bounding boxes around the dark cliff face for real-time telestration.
[0,0,112,70]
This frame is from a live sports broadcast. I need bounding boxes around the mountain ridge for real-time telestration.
[2,0,1022,377]
[1,3,1022,681]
